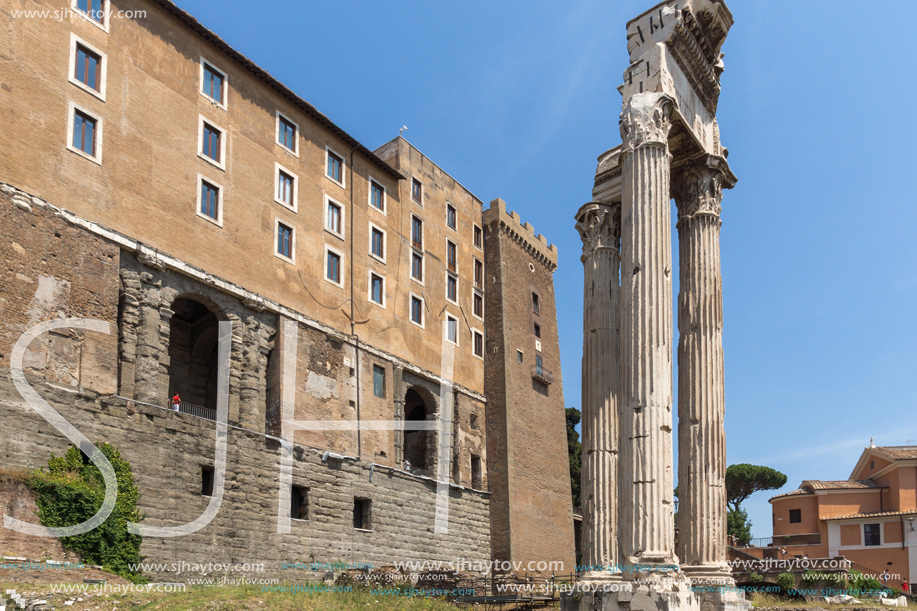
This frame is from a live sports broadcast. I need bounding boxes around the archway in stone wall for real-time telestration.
[168,297,221,410]
[404,387,434,474]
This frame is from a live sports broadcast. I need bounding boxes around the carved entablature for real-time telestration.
[593,145,624,203]
[575,202,621,259]
[620,92,675,149]
[671,154,736,221]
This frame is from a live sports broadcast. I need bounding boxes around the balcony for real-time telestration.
[531,364,554,385]
[447,260,457,273]
[412,237,423,251]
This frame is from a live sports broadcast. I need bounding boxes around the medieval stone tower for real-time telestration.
[483,198,576,575]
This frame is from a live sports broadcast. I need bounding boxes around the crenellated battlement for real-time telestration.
[483,198,558,271]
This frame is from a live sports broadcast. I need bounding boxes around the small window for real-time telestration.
[326,249,342,285]
[201,121,222,164]
[864,523,881,546]
[275,165,297,210]
[446,315,458,345]
[199,179,220,222]
[326,199,343,236]
[789,509,801,523]
[201,60,226,106]
[410,295,424,326]
[326,148,344,185]
[412,178,422,204]
[277,113,297,153]
[291,485,309,520]
[446,204,456,230]
[473,330,484,358]
[473,225,483,249]
[535,354,544,375]
[534,323,541,339]
[71,109,97,157]
[75,43,101,91]
[446,274,457,303]
[411,216,423,250]
[474,259,483,287]
[353,498,371,530]
[370,226,385,260]
[75,0,105,25]
[370,180,385,212]
[372,364,385,398]
[276,222,294,261]
[201,465,214,496]
[470,413,478,430]
[532,292,540,315]
[369,273,385,306]
[473,292,484,318]
[411,253,424,283]
[446,240,457,272]
[517,350,523,363]
[471,455,482,489]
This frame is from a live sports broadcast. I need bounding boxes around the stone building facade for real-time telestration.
[0,0,573,580]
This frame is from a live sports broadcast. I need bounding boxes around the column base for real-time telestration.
[567,573,701,611]
[691,585,750,611]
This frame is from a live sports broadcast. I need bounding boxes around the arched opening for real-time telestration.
[168,297,220,412]
[404,387,433,474]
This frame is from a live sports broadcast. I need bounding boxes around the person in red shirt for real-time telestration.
[171,394,181,411]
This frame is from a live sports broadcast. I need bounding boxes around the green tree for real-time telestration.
[725,464,787,512]
[566,407,582,510]
[29,443,145,582]
[727,507,753,546]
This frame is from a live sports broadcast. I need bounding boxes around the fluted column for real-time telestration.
[618,92,677,569]
[673,158,734,580]
[575,202,622,578]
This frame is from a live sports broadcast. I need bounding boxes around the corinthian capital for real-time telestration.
[672,155,736,221]
[619,92,675,149]
[575,202,620,258]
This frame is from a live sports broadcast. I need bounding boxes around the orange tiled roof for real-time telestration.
[801,479,884,490]
[869,446,917,461]
[822,508,917,521]
[769,488,813,501]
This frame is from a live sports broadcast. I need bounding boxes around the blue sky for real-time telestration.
[173,0,917,537]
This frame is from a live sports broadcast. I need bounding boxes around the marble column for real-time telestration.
[575,201,622,579]
[673,157,734,580]
[618,91,677,569]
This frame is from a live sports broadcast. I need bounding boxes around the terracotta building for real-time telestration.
[770,444,917,588]
[0,0,573,578]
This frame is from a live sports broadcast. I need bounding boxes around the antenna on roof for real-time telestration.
[870,437,875,448]
[400,125,408,136]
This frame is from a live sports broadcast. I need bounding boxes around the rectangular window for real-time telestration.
[534,323,541,339]
[474,258,483,287]
[517,350,523,363]
[276,222,293,261]
[276,167,295,209]
[447,204,456,229]
[473,225,483,249]
[371,227,384,260]
[412,178,422,204]
[532,292,540,315]
[446,240,457,272]
[326,250,341,284]
[447,275,457,302]
[353,498,371,530]
[72,109,97,157]
[200,180,220,221]
[75,43,101,91]
[326,200,343,236]
[372,364,385,398]
[201,466,214,496]
[277,113,297,153]
[202,122,221,163]
[370,273,384,306]
[370,180,385,212]
[446,315,458,344]
[201,61,225,106]
[473,292,483,318]
[291,485,309,520]
[789,509,801,523]
[864,523,881,546]
[411,253,423,282]
[535,354,544,375]
[326,149,343,184]
[471,455,482,489]
[76,0,104,24]
[411,216,423,250]
[473,330,483,358]
[411,296,423,326]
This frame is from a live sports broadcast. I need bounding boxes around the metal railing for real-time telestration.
[170,400,216,421]
[531,364,554,385]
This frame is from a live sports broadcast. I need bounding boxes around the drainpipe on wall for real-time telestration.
[349,147,361,460]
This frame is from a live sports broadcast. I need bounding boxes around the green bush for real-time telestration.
[847,570,885,593]
[749,572,763,584]
[776,572,796,592]
[29,443,145,582]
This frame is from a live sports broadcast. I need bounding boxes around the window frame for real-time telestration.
[472,290,484,321]
[372,364,386,398]
[446,239,457,273]
[445,314,459,346]
[368,223,386,264]
[274,218,295,264]
[324,194,345,240]
[368,177,386,215]
[788,508,801,524]
[368,271,386,308]
[411,178,423,205]
[532,291,541,315]
[275,110,299,156]
[290,485,309,521]
[72,0,108,32]
[196,175,223,227]
[325,146,346,188]
[473,224,483,250]
[534,322,541,339]
[473,257,483,288]
[471,328,484,360]
[409,293,425,329]
[274,162,298,212]
[68,34,106,100]
[199,58,227,110]
[198,115,226,170]
[446,203,457,230]
[323,244,345,288]
[353,498,372,531]
[446,273,458,305]
[411,251,424,286]
[66,102,102,164]
[411,215,424,251]
[863,523,881,547]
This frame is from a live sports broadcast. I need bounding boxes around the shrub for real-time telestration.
[776,572,796,592]
[29,443,144,582]
[749,572,763,584]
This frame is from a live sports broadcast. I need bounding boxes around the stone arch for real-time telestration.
[166,296,224,410]
[403,385,437,475]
